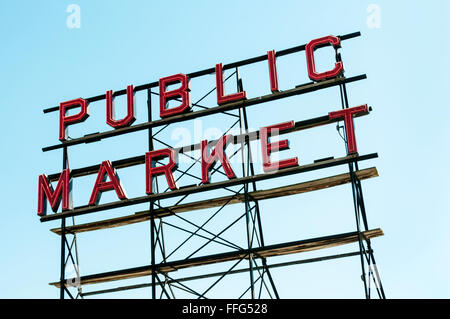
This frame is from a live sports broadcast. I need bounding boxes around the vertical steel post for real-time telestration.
[339,81,369,298]
[147,89,156,299]
[236,67,255,299]
[71,218,82,298]
[59,146,68,299]
[336,50,385,299]
[238,85,279,299]
[236,67,279,299]
[59,220,66,299]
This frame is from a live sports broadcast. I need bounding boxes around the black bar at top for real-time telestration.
[42,32,361,114]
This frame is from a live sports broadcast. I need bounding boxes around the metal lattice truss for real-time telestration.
[41,31,385,299]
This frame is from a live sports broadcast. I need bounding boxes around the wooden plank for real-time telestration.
[51,167,378,235]
[50,228,383,287]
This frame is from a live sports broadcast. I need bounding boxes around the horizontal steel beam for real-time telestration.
[46,107,371,182]
[80,250,367,297]
[50,167,378,235]
[50,228,383,288]
[42,74,366,152]
[43,32,361,114]
[40,152,378,222]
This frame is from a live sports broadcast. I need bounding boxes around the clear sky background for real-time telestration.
[0,0,449,299]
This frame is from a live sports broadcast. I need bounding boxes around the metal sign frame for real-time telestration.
[38,31,385,299]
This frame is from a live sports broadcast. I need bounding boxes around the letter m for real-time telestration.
[37,169,71,216]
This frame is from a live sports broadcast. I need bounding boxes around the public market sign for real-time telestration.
[37,34,368,218]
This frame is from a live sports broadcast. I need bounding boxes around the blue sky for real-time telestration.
[0,0,449,298]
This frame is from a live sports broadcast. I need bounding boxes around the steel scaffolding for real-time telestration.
[40,31,385,299]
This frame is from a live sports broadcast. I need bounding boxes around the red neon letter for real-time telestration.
[37,169,71,216]
[215,63,247,105]
[59,98,89,141]
[89,160,127,206]
[145,148,178,194]
[106,85,136,128]
[260,121,298,172]
[328,104,368,154]
[201,135,236,184]
[267,50,279,93]
[305,35,344,82]
[159,74,191,118]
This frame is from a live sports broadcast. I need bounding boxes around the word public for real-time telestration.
[37,35,364,216]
